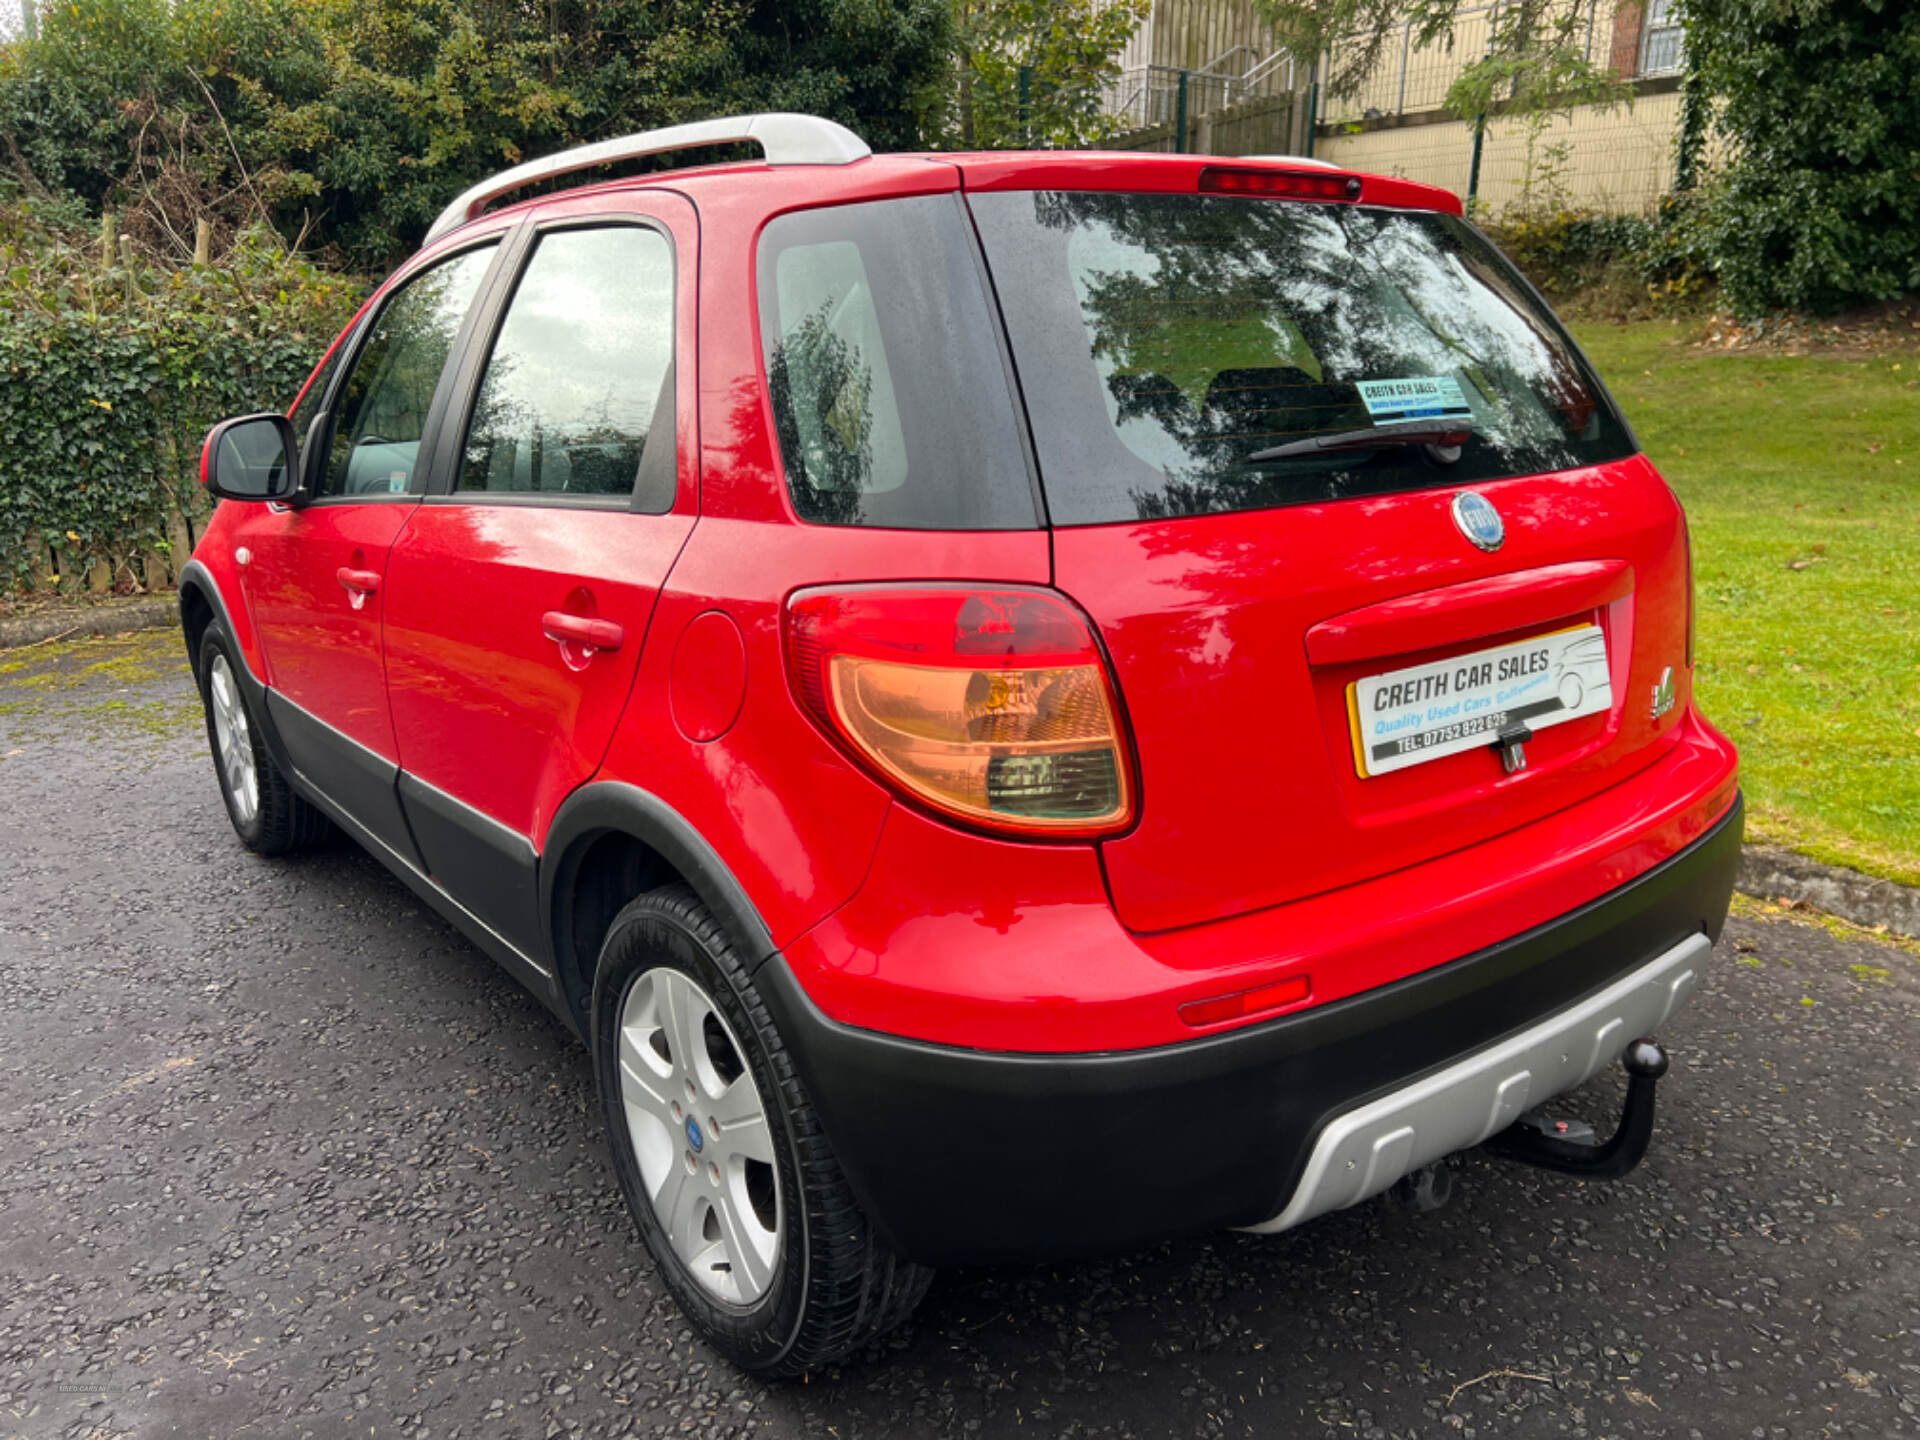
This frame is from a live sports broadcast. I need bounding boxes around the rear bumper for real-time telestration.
[759,793,1742,1266]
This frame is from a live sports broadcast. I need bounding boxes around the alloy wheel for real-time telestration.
[208,655,258,826]
[617,966,781,1305]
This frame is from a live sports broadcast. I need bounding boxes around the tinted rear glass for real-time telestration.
[968,191,1635,526]
[757,195,1036,529]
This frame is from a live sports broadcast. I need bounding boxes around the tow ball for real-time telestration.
[1483,1038,1670,1181]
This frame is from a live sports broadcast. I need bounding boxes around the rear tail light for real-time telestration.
[1198,166,1362,202]
[784,586,1136,837]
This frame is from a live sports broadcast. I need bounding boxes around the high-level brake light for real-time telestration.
[1198,166,1363,202]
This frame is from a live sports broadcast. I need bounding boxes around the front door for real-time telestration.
[236,238,503,859]
[382,195,698,961]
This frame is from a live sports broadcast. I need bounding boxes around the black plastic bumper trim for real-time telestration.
[759,795,1744,1265]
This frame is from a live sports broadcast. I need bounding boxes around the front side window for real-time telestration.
[319,243,496,499]
[458,226,676,507]
[290,337,344,457]
[969,191,1634,526]
[756,196,1036,530]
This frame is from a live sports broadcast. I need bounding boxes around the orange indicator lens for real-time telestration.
[786,587,1135,836]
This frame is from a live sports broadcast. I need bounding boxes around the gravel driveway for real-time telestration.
[2,632,1915,1440]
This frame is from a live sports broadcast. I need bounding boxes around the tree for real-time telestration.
[938,0,1149,150]
[1679,0,1920,315]
[0,0,954,269]
[1251,0,1625,157]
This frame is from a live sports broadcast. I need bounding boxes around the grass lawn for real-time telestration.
[1571,320,1920,885]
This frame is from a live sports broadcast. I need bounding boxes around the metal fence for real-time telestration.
[1116,87,1305,156]
[1104,48,1299,135]
[1097,0,1686,213]
[1318,0,1682,128]
[1304,0,1688,215]
[1104,41,1309,157]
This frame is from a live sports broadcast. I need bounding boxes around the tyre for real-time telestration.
[196,625,330,856]
[591,885,933,1376]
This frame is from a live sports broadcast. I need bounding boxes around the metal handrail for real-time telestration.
[1237,50,1298,92]
[1194,44,1261,76]
[422,112,871,246]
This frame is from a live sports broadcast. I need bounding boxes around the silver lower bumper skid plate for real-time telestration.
[1242,931,1710,1234]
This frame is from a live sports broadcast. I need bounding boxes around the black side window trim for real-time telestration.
[425,215,681,516]
[955,191,1051,528]
[299,233,515,507]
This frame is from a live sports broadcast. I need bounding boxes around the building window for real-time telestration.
[1639,0,1684,76]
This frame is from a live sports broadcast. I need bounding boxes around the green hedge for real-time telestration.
[0,197,362,595]
[1483,193,1715,305]
[1680,0,1920,317]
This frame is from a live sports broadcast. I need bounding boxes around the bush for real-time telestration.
[0,196,363,594]
[1485,192,1714,308]
[1488,209,1653,296]
[0,0,954,274]
[1681,0,1920,317]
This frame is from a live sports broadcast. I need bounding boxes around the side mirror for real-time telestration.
[201,413,300,502]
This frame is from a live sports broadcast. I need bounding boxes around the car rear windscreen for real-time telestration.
[967,190,1636,526]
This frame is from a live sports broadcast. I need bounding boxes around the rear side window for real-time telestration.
[459,225,676,507]
[968,191,1635,526]
[756,196,1036,529]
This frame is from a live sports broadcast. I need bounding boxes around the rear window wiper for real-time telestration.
[1242,419,1477,464]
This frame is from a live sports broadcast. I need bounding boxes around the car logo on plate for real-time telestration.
[1651,666,1676,720]
[1451,491,1505,552]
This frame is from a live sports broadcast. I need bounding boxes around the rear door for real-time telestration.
[381,193,698,961]
[969,181,1693,934]
[236,238,503,860]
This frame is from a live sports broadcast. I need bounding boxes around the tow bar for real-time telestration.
[1482,1037,1670,1181]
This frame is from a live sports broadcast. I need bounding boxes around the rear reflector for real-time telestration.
[785,586,1136,837]
[1198,166,1362,202]
[1178,975,1312,1029]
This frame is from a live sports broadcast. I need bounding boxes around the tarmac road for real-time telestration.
[2,631,1915,1440]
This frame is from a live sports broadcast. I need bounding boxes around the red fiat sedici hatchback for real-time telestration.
[184,114,1741,1375]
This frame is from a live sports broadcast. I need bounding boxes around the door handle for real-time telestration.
[542,611,624,653]
[337,567,381,609]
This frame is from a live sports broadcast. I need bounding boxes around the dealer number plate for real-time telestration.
[1349,624,1611,777]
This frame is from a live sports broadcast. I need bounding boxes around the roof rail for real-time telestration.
[422,112,871,246]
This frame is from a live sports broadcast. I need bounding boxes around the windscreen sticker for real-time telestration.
[1356,376,1473,423]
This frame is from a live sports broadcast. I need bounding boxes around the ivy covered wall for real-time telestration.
[0,198,363,596]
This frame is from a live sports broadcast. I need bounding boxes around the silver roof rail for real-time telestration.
[422,112,871,246]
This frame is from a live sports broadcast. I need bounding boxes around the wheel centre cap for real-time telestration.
[685,1117,704,1152]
